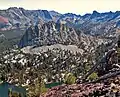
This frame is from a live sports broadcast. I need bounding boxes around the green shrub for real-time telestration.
[84,63,91,74]
[8,89,20,97]
[64,73,76,85]
[88,72,98,81]
[28,78,48,97]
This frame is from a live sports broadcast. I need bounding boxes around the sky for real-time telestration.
[0,0,120,15]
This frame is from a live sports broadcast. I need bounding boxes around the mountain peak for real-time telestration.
[92,10,100,15]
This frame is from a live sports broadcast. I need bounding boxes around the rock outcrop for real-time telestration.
[18,21,80,48]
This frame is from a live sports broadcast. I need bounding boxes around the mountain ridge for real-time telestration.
[0,7,120,35]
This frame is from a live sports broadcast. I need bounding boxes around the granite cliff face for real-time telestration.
[18,21,80,48]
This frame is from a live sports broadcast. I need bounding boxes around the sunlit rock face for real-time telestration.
[18,21,80,48]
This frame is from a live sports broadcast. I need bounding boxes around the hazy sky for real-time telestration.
[0,0,120,15]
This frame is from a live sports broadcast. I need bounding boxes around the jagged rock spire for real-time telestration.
[18,21,80,48]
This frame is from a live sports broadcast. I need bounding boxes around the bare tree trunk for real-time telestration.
[92,71,120,83]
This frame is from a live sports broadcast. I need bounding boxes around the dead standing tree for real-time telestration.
[83,35,120,82]
[83,49,118,82]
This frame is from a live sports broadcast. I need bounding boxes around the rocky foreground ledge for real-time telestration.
[42,76,120,97]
